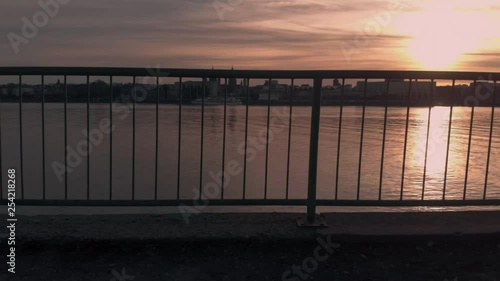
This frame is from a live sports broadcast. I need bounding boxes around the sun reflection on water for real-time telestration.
[407,107,470,198]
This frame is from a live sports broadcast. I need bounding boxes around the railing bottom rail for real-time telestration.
[3,199,500,207]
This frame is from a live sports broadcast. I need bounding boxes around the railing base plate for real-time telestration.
[297,218,328,228]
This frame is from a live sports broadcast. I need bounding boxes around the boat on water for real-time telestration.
[191,97,242,105]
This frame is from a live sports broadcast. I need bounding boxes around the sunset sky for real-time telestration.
[1,0,500,71]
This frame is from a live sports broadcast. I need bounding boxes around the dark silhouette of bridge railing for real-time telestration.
[0,67,499,225]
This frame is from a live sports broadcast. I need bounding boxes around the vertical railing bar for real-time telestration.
[464,80,477,200]
[421,79,432,200]
[0,78,2,201]
[199,78,205,200]
[285,79,294,200]
[400,78,413,200]
[41,75,46,200]
[264,78,271,199]
[64,75,68,200]
[109,76,113,200]
[86,75,90,200]
[378,79,390,200]
[221,78,227,199]
[243,78,250,199]
[443,80,455,200]
[484,80,496,200]
[177,77,182,200]
[155,76,159,200]
[335,78,345,200]
[306,77,322,224]
[19,75,24,199]
[357,78,368,200]
[132,76,136,200]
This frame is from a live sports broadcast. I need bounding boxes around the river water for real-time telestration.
[1,104,499,204]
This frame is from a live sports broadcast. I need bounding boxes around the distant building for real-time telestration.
[208,77,219,97]
[13,87,35,96]
[228,67,237,93]
[333,79,341,87]
[259,80,288,100]
[175,81,206,100]
[356,80,437,100]
[258,92,281,101]
[299,84,312,91]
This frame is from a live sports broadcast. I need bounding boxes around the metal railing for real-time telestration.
[0,67,499,224]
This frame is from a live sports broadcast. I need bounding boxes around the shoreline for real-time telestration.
[1,100,499,107]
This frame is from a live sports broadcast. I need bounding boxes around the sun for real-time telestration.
[395,1,489,70]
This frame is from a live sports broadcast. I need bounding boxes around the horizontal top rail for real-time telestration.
[0,67,499,80]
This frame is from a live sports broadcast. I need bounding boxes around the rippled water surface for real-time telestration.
[1,104,499,202]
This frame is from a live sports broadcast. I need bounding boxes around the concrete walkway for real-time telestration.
[2,211,500,281]
[2,211,499,243]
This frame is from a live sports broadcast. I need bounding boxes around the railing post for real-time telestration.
[298,77,326,227]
